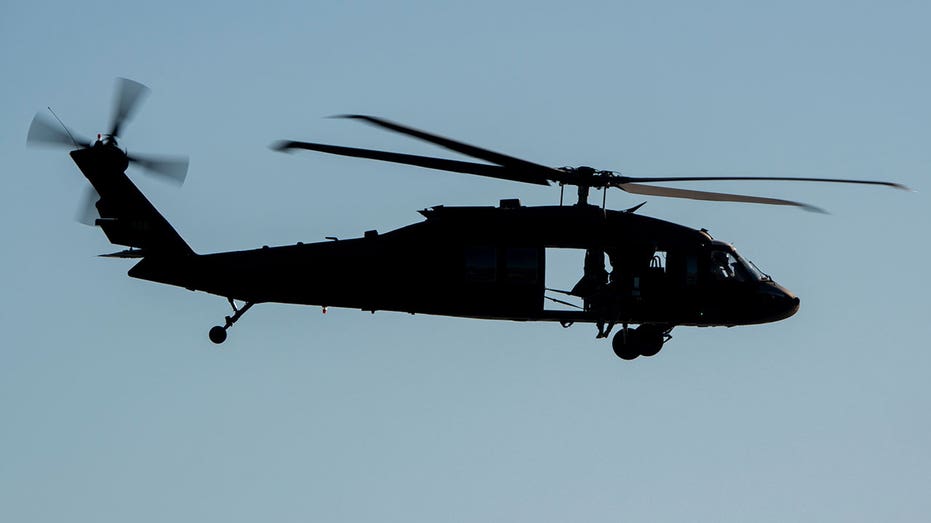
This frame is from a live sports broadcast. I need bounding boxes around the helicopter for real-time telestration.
[28,78,908,359]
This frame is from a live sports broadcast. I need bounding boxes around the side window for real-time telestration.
[505,247,539,283]
[650,250,667,271]
[465,246,496,282]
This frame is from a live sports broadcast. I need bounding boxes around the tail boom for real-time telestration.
[70,145,194,257]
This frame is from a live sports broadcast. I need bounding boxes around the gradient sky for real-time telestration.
[2,1,929,521]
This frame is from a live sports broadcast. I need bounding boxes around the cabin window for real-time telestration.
[465,246,496,282]
[685,255,698,286]
[505,247,539,283]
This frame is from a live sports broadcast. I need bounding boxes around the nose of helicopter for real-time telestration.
[755,282,800,323]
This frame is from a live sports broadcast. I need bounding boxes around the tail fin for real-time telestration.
[70,146,194,257]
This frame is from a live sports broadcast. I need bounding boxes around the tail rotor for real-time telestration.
[27,77,189,224]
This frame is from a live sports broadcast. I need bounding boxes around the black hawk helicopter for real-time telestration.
[29,79,908,359]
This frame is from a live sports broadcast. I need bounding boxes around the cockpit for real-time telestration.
[708,245,770,283]
[701,241,797,325]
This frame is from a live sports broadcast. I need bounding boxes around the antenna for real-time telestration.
[46,107,79,147]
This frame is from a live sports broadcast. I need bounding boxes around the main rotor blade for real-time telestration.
[335,114,563,181]
[109,77,150,138]
[620,175,909,191]
[273,140,551,186]
[127,152,189,186]
[27,113,90,148]
[75,186,100,225]
[618,183,826,213]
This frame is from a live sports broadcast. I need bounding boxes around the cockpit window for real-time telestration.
[737,253,771,281]
[710,250,760,282]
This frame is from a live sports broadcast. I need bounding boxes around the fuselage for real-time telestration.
[130,201,800,328]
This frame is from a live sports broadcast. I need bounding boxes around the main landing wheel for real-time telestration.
[636,325,665,357]
[209,326,227,344]
[612,330,640,360]
[612,325,667,360]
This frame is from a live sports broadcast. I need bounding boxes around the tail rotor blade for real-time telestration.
[27,113,90,148]
[75,186,101,225]
[128,153,189,186]
[109,77,150,138]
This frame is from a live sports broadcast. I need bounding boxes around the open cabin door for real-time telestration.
[544,248,587,311]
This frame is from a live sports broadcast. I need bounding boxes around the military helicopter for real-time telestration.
[29,79,907,359]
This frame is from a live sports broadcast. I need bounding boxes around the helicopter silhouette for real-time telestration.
[28,78,908,359]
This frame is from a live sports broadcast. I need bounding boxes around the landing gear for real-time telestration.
[209,326,227,344]
[612,330,639,360]
[611,325,671,360]
[209,298,255,344]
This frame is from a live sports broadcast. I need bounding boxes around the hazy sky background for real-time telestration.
[2,1,929,521]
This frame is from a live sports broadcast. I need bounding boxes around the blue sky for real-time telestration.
[2,1,929,521]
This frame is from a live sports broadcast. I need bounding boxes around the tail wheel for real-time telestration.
[207,299,255,345]
[208,326,227,344]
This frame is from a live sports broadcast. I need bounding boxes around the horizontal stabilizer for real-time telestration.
[99,249,146,258]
